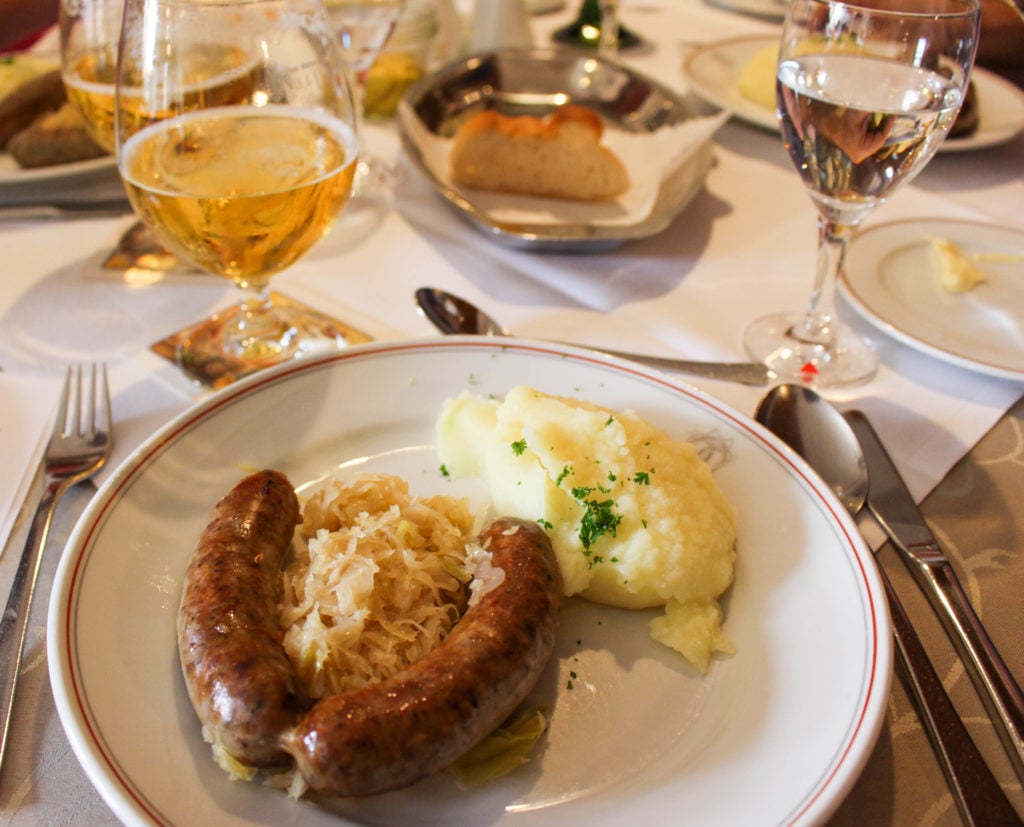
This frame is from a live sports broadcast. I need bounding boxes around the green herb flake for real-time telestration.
[578,497,622,550]
[633,471,651,485]
[439,464,450,478]
[511,438,528,456]
[537,518,553,530]
[556,466,572,486]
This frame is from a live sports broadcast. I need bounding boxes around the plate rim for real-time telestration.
[841,218,1024,380]
[46,337,892,826]
[681,34,1024,152]
[0,154,117,187]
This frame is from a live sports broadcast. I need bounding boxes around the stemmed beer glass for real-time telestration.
[744,0,980,387]
[116,0,360,387]
[59,0,123,155]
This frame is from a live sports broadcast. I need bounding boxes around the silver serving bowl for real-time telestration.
[399,47,715,252]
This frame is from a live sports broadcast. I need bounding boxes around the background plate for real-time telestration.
[0,154,116,187]
[682,35,1024,152]
[842,219,1024,380]
[48,338,891,826]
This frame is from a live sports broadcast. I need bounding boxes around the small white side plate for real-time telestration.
[842,218,1024,380]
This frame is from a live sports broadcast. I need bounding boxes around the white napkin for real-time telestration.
[398,101,729,228]
[0,373,60,558]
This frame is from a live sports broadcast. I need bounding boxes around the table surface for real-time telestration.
[0,1,1022,824]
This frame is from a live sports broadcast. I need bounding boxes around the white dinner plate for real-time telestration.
[0,153,117,187]
[841,219,1024,380]
[682,35,1024,152]
[703,0,788,22]
[48,338,891,827]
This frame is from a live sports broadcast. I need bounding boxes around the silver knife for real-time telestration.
[846,410,1024,786]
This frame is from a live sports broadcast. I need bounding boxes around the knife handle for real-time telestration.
[901,548,1024,787]
[846,409,1024,788]
[881,568,1023,826]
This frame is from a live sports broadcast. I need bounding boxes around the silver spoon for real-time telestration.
[415,287,773,386]
[755,384,1022,827]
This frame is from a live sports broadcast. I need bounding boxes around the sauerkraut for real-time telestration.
[278,473,484,698]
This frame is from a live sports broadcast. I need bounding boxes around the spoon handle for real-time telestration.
[880,567,1022,826]
[555,344,773,386]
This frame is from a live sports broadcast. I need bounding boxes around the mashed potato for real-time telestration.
[437,386,737,673]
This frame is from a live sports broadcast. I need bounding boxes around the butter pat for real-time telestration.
[437,386,737,673]
[930,237,987,293]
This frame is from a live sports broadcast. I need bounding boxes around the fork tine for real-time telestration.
[70,365,82,438]
[95,363,111,437]
[51,367,73,441]
[85,364,96,436]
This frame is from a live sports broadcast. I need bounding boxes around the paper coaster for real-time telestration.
[151,291,372,389]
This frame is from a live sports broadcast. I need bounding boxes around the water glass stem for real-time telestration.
[792,218,853,347]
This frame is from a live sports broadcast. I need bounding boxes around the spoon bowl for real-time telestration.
[754,384,868,515]
[414,286,774,385]
[415,287,506,336]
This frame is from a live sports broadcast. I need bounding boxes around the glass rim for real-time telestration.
[801,0,981,19]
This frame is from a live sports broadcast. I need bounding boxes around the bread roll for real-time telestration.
[450,105,629,201]
[7,102,107,168]
[0,69,66,149]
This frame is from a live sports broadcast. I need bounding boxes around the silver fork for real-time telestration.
[0,364,112,772]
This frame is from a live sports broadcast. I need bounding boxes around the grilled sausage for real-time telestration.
[178,470,562,795]
[281,517,562,796]
[177,469,304,768]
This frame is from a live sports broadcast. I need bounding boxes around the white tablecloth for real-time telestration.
[0,0,1021,823]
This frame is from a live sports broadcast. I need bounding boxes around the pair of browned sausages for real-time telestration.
[177,470,562,797]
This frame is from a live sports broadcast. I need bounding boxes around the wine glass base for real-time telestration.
[151,291,372,389]
[352,155,400,199]
[744,312,878,388]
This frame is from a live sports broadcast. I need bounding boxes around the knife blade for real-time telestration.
[846,409,1024,786]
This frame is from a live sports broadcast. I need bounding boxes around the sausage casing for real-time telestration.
[176,469,304,767]
[282,517,562,797]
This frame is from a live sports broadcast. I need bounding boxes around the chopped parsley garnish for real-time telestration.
[570,485,622,551]
[511,438,528,456]
[578,496,622,550]
[556,465,572,486]
[633,471,651,485]
[439,464,450,478]
[537,518,553,529]
[604,416,615,427]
